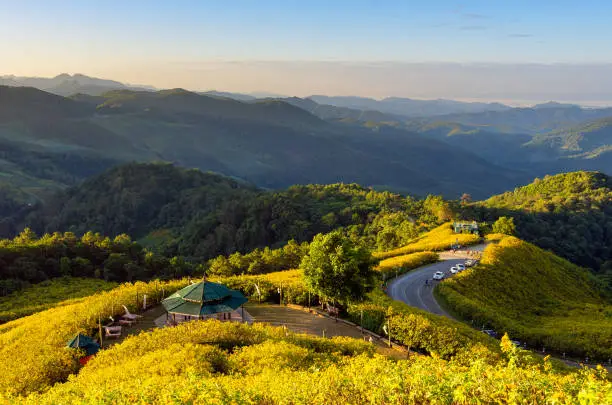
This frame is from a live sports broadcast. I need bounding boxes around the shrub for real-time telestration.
[374,223,480,260]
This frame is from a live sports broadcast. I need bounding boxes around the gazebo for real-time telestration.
[67,333,100,365]
[161,278,248,325]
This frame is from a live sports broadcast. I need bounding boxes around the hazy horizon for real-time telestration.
[4,1,612,105]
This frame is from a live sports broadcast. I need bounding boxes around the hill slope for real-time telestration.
[0,86,525,199]
[25,163,428,260]
[465,171,612,277]
[437,236,612,359]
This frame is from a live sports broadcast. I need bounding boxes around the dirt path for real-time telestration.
[246,304,406,358]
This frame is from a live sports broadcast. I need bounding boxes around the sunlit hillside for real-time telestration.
[437,236,612,359]
[17,320,612,404]
[374,223,480,259]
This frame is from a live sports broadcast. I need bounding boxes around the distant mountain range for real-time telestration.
[308,95,512,118]
[1,73,612,208]
[0,73,156,96]
[0,85,523,205]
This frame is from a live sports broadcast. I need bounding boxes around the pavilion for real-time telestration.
[161,278,248,325]
[66,333,100,365]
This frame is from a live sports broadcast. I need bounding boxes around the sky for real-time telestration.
[2,0,612,103]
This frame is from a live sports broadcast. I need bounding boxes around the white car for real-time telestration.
[433,271,445,280]
[465,259,474,267]
[449,266,459,274]
[456,264,466,271]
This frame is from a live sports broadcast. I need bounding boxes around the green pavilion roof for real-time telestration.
[162,280,248,317]
[67,333,100,356]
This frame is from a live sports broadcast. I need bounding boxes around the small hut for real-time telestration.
[67,333,100,365]
[162,278,248,324]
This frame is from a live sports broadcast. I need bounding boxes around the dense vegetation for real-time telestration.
[24,162,447,261]
[0,228,198,294]
[0,277,116,323]
[0,278,189,396]
[374,223,480,260]
[206,239,310,277]
[301,230,376,305]
[437,236,612,360]
[215,270,310,306]
[11,320,611,404]
[464,171,612,283]
[375,251,439,279]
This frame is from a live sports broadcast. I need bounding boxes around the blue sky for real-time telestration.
[2,0,611,101]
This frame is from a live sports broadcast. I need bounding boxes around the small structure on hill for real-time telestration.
[453,221,479,234]
[161,277,248,325]
[67,333,100,365]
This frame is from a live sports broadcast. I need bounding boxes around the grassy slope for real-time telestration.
[476,171,612,275]
[0,277,117,323]
[21,320,612,404]
[374,223,480,259]
[437,236,612,359]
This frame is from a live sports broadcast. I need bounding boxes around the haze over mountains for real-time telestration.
[1,73,612,209]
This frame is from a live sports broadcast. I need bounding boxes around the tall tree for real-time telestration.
[301,231,375,304]
[492,216,516,235]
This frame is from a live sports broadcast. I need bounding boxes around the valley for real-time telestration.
[1,77,611,403]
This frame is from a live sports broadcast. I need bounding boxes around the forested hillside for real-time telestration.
[437,236,612,360]
[22,163,446,261]
[463,171,612,282]
[0,85,521,200]
[0,228,199,296]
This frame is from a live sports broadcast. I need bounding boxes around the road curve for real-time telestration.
[386,244,487,318]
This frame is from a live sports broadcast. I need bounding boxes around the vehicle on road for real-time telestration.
[482,329,498,338]
[465,259,474,267]
[449,266,459,274]
[433,271,445,280]
[456,264,466,271]
[511,340,521,347]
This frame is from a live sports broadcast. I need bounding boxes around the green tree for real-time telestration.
[492,216,516,235]
[300,231,375,304]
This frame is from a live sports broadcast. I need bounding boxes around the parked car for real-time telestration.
[511,340,521,347]
[449,266,459,274]
[482,329,498,338]
[433,271,445,280]
[456,264,466,271]
[465,259,474,267]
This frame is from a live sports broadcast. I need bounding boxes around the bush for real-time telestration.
[374,223,480,260]
[375,251,439,279]
[214,270,311,306]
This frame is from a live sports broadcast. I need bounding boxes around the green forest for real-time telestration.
[462,171,612,286]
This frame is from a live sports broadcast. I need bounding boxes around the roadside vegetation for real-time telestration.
[437,236,612,360]
[375,251,439,278]
[374,223,480,260]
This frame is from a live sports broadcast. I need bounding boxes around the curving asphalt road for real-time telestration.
[387,244,487,318]
[387,259,463,318]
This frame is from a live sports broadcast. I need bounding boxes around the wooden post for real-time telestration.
[98,315,103,347]
[360,308,364,334]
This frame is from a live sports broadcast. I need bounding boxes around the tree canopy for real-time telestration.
[300,231,375,304]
